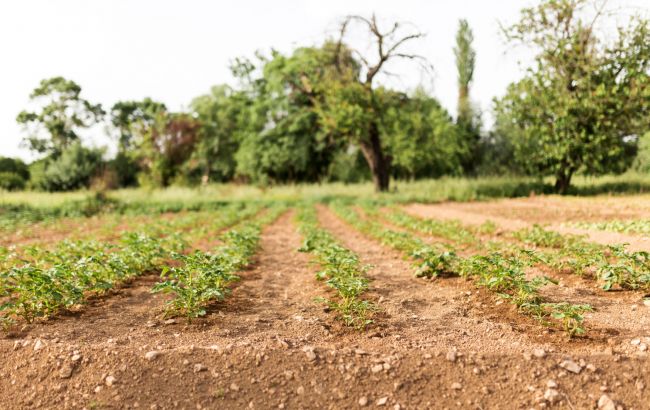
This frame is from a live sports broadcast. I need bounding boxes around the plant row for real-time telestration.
[295,204,375,330]
[331,202,592,337]
[0,203,264,327]
[570,219,650,236]
[511,225,650,291]
[383,206,650,292]
[152,204,287,321]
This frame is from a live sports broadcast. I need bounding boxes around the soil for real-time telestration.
[1,204,650,409]
[405,201,650,252]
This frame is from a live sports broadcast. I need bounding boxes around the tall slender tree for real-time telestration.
[454,19,476,127]
[454,19,480,173]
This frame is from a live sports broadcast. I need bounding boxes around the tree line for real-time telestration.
[1,0,648,194]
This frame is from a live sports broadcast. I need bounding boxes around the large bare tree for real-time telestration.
[335,14,430,192]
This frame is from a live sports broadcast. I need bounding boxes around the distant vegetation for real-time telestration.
[3,0,649,194]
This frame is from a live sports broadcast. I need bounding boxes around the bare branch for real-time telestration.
[338,14,429,86]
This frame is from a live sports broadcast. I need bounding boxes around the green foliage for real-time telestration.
[454,19,481,173]
[497,0,650,192]
[0,231,180,325]
[382,88,466,179]
[572,219,650,236]
[16,77,104,157]
[296,204,375,329]
[0,172,26,191]
[333,203,591,337]
[152,205,286,320]
[34,143,104,192]
[231,45,346,184]
[632,132,650,173]
[0,157,29,181]
[187,86,245,183]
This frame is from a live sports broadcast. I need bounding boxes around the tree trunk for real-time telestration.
[554,170,573,195]
[359,123,390,192]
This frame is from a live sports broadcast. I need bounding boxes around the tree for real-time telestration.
[16,77,104,157]
[0,157,30,191]
[323,15,430,192]
[110,98,167,186]
[381,88,464,179]
[231,45,348,184]
[454,19,476,127]
[499,0,650,193]
[110,98,167,152]
[188,85,249,184]
[138,112,202,186]
[454,19,481,173]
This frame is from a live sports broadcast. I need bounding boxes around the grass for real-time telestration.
[3,172,650,209]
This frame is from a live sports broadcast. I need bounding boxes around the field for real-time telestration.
[2,187,650,409]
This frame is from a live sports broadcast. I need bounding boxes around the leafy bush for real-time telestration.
[0,172,26,191]
[0,157,29,180]
[37,143,104,191]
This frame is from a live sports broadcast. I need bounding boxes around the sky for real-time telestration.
[0,0,647,161]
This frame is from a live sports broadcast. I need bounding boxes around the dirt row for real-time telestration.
[0,208,649,409]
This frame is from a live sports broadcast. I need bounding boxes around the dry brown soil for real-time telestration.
[1,203,649,409]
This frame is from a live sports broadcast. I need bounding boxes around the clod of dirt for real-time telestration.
[598,394,616,410]
[302,346,316,361]
[544,388,560,404]
[144,350,160,361]
[58,363,74,379]
[560,359,582,374]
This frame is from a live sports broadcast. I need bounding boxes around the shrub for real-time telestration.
[0,172,26,191]
[37,143,104,191]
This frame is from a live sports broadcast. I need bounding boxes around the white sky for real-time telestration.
[0,0,647,161]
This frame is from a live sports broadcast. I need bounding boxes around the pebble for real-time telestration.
[631,338,641,346]
[644,299,650,307]
[230,383,240,392]
[359,396,368,406]
[59,364,74,379]
[546,380,557,388]
[105,376,117,387]
[639,343,648,352]
[194,364,207,373]
[376,397,388,406]
[71,354,82,363]
[33,339,44,352]
[144,351,160,361]
[451,382,462,390]
[532,349,546,359]
[544,389,560,404]
[597,394,615,410]
[560,359,582,374]
[296,386,304,395]
[371,364,384,373]
[303,347,317,361]
[446,351,457,362]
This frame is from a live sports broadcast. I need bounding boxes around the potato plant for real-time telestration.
[296,204,375,330]
[152,205,286,321]
[332,202,591,337]
[0,203,263,327]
